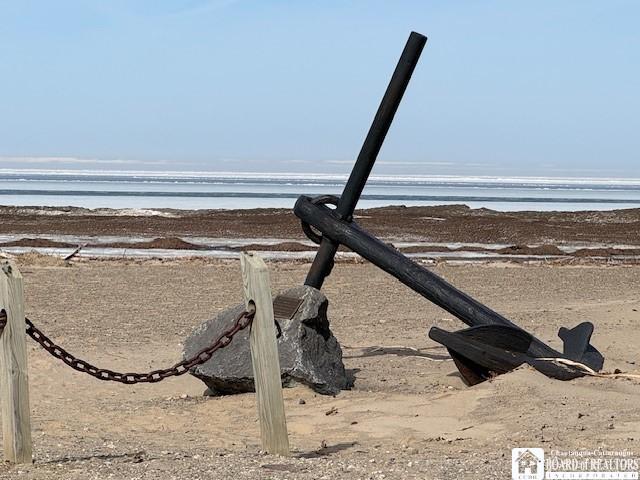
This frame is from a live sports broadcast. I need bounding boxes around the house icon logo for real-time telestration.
[512,448,544,480]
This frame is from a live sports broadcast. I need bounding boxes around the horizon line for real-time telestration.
[1,168,640,185]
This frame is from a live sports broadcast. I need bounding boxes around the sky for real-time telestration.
[1,0,638,178]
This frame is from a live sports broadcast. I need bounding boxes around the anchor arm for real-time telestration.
[295,195,564,360]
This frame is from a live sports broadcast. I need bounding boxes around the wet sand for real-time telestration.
[2,205,640,264]
[1,204,640,245]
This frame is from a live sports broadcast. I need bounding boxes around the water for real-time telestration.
[2,169,640,211]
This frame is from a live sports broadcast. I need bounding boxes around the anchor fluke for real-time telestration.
[429,321,604,385]
[429,325,532,385]
[558,321,604,370]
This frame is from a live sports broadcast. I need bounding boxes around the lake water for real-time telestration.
[2,170,640,211]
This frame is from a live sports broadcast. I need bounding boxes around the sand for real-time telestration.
[0,258,638,479]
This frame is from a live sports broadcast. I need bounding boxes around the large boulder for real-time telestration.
[183,285,353,395]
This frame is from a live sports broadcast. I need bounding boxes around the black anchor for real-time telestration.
[293,31,604,385]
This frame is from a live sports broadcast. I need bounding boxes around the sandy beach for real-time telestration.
[0,204,639,479]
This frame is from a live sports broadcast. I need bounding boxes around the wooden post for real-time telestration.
[0,261,33,464]
[240,253,290,456]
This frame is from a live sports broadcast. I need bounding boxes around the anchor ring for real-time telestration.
[301,195,341,245]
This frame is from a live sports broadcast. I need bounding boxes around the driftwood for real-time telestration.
[64,244,85,262]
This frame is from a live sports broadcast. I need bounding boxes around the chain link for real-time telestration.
[21,306,255,384]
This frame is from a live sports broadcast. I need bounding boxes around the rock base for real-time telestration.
[183,286,353,395]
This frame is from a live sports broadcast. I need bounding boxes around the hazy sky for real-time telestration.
[1,1,638,177]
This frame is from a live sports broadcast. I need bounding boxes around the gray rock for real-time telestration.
[183,285,353,395]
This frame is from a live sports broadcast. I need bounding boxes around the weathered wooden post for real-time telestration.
[0,261,33,464]
[240,253,290,456]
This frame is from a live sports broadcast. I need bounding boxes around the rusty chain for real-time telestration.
[0,306,255,385]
